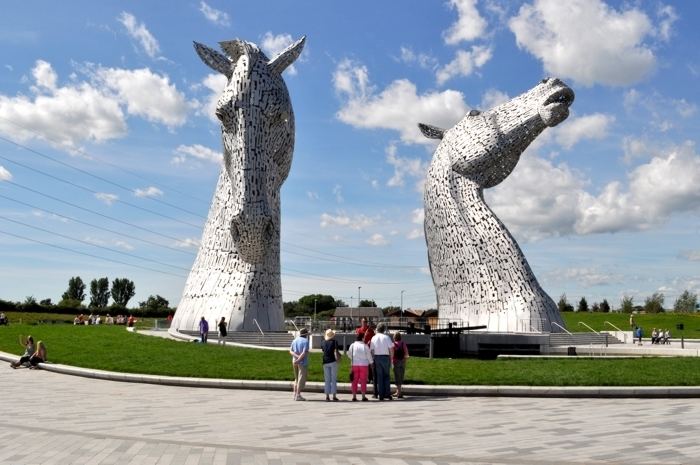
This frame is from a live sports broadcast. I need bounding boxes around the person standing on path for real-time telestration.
[349,332,373,401]
[370,323,394,401]
[218,317,228,345]
[321,329,341,401]
[392,332,409,399]
[199,317,209,343]
[289,327,310,401]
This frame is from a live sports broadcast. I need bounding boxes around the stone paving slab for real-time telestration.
[3,367,700,464]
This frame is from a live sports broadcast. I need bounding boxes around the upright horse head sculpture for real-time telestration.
[420,78,574,333]
[171,36,305,333]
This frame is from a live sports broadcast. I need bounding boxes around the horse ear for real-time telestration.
[268,36,306,75]
[418,123,445,140]
[194,42,232,77]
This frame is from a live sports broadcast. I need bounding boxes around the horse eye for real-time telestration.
[468,109,481,116]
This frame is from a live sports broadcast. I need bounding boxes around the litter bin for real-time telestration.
[567,346,577,356]
[676,323,684,331]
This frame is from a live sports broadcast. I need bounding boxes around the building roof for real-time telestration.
[333,307,384,318]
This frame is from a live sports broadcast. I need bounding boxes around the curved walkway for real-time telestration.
[3,367,700,464]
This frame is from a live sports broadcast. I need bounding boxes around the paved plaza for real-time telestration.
[2,368,700,464]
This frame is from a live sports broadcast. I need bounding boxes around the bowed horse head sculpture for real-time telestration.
[171,36,304,334]
[420,78,574,333]
[195,37,305,263]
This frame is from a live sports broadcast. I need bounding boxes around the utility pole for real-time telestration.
[401,290,405,319]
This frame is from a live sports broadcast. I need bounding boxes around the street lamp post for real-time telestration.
[314,298,317,327]
[401,290,405,317]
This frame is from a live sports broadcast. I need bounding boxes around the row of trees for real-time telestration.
[60,276,136,309]
[558,290,698,314]
[283,294,378,318]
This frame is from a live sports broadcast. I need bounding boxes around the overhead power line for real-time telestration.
[0,152,203,229]
[0,228,186,278]
[0,118,211,204]
[5,180,192,244]
[0,216,190,272]
[0,192,196,256]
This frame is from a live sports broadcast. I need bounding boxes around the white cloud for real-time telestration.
[480,88,510,110]
[554,113,615,149]
[199,1,230,26]
[577,142,700,234]
[558,267,621,287]
[31,60,57,90]
[398,47,438,70]
[366,233,389,246]
[0,61,126,149]
[134,186,163,198]
[655,4,678,42]
[411,208,424,224]
[385,144,428,191]
[198,73,227,122]
[406,228,424,240]
[114,240,134,251]
[320,212,376,231]
[0,165,12,181]
[172,144,222,165]
[488,142,700,240]
[487,155,584,241]
[443,0,488,44]
[622,136,656,164]
[118,12,160,59]
[334,59,468,144]
[94,67,189,128]
[673,99,697,118]
[679,250,700,262]
[436,45,492,85]
[95,193,118,205]
[176,238,200,248]
[509,0,656,86]
[332,184,344,203]
[260,32,298,75]
[306,191,319,201]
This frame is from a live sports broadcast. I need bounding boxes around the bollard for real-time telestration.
[682,335,685,349]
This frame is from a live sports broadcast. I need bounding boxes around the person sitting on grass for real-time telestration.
[29,341,47,368]
[651,328,658,344]
[0,312,8,325]
[10,335,35,368]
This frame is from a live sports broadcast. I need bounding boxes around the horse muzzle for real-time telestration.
[230,210,275,264]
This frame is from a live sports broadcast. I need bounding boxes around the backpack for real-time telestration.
[394,341,405,360]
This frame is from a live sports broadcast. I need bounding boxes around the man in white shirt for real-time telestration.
[370,323,394,401]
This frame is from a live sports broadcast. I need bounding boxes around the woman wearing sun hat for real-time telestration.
[321,328,341,401]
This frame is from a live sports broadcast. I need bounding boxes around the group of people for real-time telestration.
[289,318,409,402]
[198,316,228,344]
[73,313,133,326]
[9,335,47,369]
[651,328,671,344]
[633,326,671,345]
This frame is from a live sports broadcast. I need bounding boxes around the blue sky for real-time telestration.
[0,0,698,311]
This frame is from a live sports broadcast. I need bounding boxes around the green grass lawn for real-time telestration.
[561,311,700,336]
[2,323,700,386]
[2,311,157,328]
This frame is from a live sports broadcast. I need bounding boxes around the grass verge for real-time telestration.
[2,324,700,386]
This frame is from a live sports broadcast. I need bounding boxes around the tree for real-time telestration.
[577,297,589,313]
[111,278,135,307]
[139,295,170,313]
[23,296,37,305]
[674,290,698,313]
[644,292,665,313]
[557,294,574,312]
[620,296,634,313]
[591,302,600,312]
[62,276,86,302]
[89,277,110,309]
[359,299,377,307]
[600,299,611,313]
[283,294,340,318]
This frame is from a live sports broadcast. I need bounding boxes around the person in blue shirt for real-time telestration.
[199,317,209,343]
[289,327,310,401]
